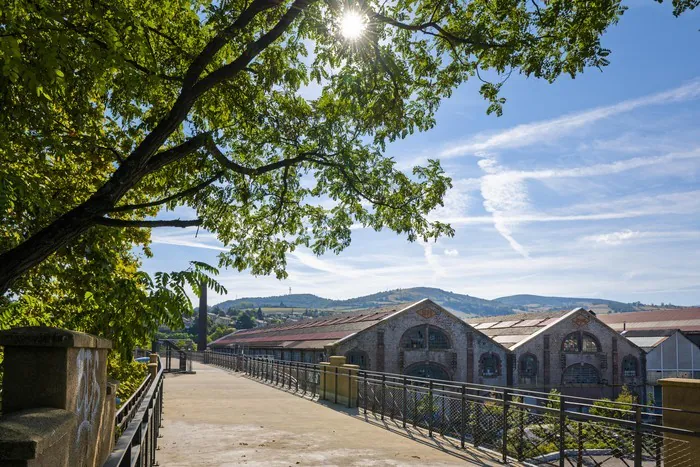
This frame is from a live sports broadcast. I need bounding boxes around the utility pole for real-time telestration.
[197,280,207,351]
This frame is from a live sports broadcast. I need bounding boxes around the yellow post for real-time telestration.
[660,378,700,466]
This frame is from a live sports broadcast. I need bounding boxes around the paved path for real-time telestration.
[158,362,508,466]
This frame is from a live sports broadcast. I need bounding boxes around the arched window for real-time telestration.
[622,355,638,378]
[479,352,501,377]
[519,353,538,379]
[400,325,451,350]
[345,349,369,369]
[404,362,451,381]
[562,363,601,385]
[562,332,600,353]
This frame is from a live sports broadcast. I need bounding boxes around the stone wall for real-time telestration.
[0,327,115,467]
[512,309,646,400]
[333,300,510,386]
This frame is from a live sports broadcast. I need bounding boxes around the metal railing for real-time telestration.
[114,371,152,440]
[193,352,699,466]
[104,358,164,467]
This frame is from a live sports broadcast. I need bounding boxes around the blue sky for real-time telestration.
[143,2,700,306]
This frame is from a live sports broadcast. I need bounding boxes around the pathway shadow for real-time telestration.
[238,373,511,466]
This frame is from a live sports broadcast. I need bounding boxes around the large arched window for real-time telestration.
[562,363,601,385]
[479,352,501,378]
[519,353,538,380]
[404,362,451,380]
[400,325,451,350]
[562,331,601,353]
[622,355,638,378]
[345,349,369,369]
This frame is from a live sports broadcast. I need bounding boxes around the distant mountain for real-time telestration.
[495,294,636,313]
[214,287,514,317]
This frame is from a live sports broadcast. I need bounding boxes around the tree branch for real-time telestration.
[94,217,203,228]
[206,139,313,176]
[108,171,224,212]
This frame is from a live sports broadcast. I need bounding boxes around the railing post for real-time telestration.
[474,401,482,447]
[559,396,567,467]
[322,365,327,400]
[364,372,368,415]
[303,365,308,394]
[428,380,434,437]
[288,362,293,390]
[461,384,466,449]
[502,389,510,463]
[334,366,339,404]
[402,377,408,428]
[413,388,418,428]
[296,363,300,392]
[381,374,386,421]
[634,405,643,467]
[347,367,352,408]
[440,385,445,436]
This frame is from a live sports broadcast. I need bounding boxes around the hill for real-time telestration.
[494,294,636,313]
[214,287,514,317]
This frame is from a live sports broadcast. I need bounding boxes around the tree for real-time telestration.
[256,307,264,320]
[0,1,692,347]
[235,312,256,330]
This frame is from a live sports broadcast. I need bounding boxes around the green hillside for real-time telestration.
[215,287,514,317]
[494,294,636,313]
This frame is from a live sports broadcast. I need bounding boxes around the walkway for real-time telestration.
[158,362,508,466]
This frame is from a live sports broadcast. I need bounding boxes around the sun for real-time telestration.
[339,10,367,40]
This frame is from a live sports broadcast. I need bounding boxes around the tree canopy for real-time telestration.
[0,0,694,355]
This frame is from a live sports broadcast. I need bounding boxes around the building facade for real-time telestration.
[465,308,647,400]
[211,300,647,400]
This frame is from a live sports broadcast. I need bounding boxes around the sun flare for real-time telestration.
[340,10,367,40]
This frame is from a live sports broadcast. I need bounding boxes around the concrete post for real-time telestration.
[318,356,359,407]
[660,378,700,466]
[0,327,114,466]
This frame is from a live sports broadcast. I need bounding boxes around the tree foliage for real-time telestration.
[0,0,691,355]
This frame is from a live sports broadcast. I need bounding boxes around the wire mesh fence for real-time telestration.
[193,352,698,466]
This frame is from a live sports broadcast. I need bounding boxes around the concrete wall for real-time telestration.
[660,378,700,466]
[333,301,510,386]
[0,327,114,467]
[512,309,646,400]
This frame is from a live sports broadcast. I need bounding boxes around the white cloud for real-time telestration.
[439,79,700,158]
[443,249,459,257]
[584,229,640,245]
[151,230,228,251]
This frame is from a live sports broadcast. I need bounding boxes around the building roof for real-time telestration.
[597,309,700,332]
[464,310,568,349]
[210,304,403,350]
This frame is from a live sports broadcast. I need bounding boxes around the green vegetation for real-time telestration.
[0,0,692,398]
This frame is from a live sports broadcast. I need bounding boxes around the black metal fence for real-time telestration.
[194,352,698,466]
[104,358,164,467]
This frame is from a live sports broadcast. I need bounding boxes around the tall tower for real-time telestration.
[197,281,208,351]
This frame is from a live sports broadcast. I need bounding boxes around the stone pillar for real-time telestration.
[660,378,700,466]
[0,327,113,467]
[198,282,208,351]
[319,356,359,407]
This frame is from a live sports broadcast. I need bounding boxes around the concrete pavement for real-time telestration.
[157,362,508,466]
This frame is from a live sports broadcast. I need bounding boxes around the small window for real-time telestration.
[582,335,599,353]
[428,327,450,349]
[401,325,451,350]
[562,333,579,352]
[480,352,501,378]
[562,332,600,353]
[622,356,638,378]
[402,328,425,349]
[519,353,538,378]
[346,349,369,369]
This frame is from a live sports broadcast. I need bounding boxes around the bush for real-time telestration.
[108,355,148,407]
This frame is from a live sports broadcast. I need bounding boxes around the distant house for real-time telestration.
[622,329,700,404]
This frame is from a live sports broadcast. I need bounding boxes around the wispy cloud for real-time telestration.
[443,249,460,257]
[476,149,700,256]
[439,79,700,158]
[151,230,228,252]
